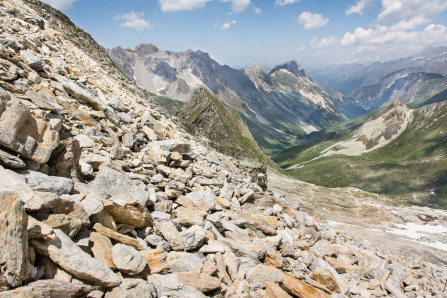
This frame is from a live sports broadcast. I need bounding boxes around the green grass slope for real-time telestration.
[178,88,277,167]
[275,101,447,208]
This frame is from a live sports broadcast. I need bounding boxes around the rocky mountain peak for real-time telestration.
[135,43,159,55]
[269,60,306,78]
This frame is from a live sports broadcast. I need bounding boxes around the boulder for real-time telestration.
[154,140,191,153]
[104,199,153,228]
[265,281,292,298]
[48,138,82,181]
[312,268,340,293]
[105,278,156,298]
[180,225,206,251]
[90,232,116,270]
[20,50,43,71]
[149,274,203,297]
[93,167,149,206]
[25,171,74,196]
[158,220,184,251]
[167,252,204,272]
[0,280,99,298]
[0,96,60,164]
[177,191,215,213]
[175,271,221,293]
[0,148,26,169]
[246,264,283,288]
[141,249,170,274]
[93,223,144,250]
[31,228,121,287]
[0,191,29,288]
[112,243,147,275]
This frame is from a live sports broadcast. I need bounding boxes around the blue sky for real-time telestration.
[42,0,447,68]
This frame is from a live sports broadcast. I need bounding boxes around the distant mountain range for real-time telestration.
[108,45,365,155]
[311,46,447,111]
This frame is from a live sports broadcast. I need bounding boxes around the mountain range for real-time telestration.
[108,45,365,155]
[311,46,447,111]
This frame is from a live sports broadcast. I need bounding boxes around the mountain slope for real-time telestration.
[275,101,447,208]
[108,46,366,155]
[178,88,274,166]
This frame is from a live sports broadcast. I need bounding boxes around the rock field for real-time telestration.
[0,0,446,297]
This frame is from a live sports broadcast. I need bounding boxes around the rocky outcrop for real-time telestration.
[0,1,445,297]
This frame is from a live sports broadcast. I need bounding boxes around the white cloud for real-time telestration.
[159,0,211,12]
[222,0,251,12]
[275,0,300,6]
[253,7,262,14]
[114,12,152,31]
[310,36,337,48]
[378,0,447,23]
[41,0,78,11]
[221,19,237,29]
[346,0,377,15]
[341,23,447,46]
[297,12,329,30]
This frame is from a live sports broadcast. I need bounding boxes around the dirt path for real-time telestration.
[268,173,447,266]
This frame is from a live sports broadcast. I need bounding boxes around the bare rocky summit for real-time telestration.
[0,0,445,297]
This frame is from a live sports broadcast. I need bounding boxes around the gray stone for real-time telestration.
[24,90,62,111]
[245,264,283,288]
[180,225,206,251]
[0,148,26,168]
[20,50,42,70]
[0,96,60,164]
[105,278,156,298]
[168,252,204,272]
[74,134,96,148]
[151,211,171,220]
[25,171,74,196]
[0,191,30,288]
[79,161,94,177]
[146,234,164,247]
[31,229,121,287]
[154,140,191,153]
[112,243,147,276]
[158,220,184,251]
[0,280,99,297]
[178,191,216,212]
[93,167,148,206]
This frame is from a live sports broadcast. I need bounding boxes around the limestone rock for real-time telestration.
[177,191,216,212]
[272,268,330,298]
[93,167,149,206]
[48,138,82,180]
[90,232,116,270]
[246,264,283,288]
[31,229,121,287]
[149,273,204,297]
[20,50,42,70]
[158,220,184,251]
[25,171,74,196]
[141,249,170,274]
[104,199,153,228]
[0,280,99,298]
[155,140,191,153]
[93,223,144,250]
[0,148,26,169]
[0,96,60,164]
[175,271,221,293]
[180,225,206,251]
[112,243,147,275]
[312,268,340,293]
[167,252,204,272]
[105,278,155,298]
[0,191,29,288]
[265,281,292,298]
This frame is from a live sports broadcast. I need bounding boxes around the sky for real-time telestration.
[41,0,447,68]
